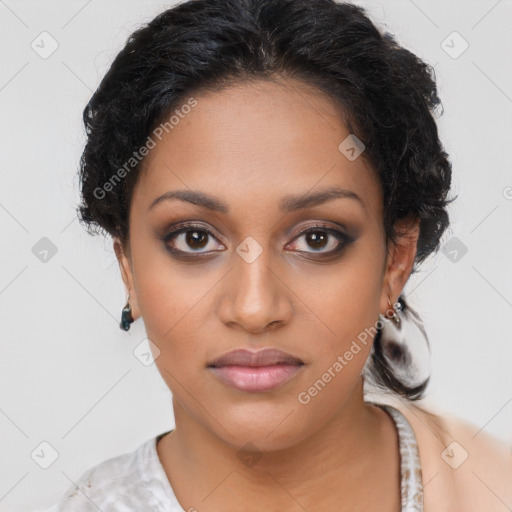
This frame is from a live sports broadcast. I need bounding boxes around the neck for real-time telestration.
[158,377,400,511]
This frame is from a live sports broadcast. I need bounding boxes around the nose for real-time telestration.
[217,249,293,334]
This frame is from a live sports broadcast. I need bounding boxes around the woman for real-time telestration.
[46,0,512,510]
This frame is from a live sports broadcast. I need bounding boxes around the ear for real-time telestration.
[380,216,420,315]
[113,237,141,321]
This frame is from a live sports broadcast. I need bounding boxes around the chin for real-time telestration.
[212,410,311,454]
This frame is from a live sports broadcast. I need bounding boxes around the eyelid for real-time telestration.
[162,221,224,241]
[291,223,346,238]
[161,221,352,256]
[285,224,351,252]
[162,222,225,252]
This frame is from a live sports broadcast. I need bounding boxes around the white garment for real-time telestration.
[42,402,423,512]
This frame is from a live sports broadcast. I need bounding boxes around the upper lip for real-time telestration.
[208,348,304,368]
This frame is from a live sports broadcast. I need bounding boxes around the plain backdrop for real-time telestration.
[1,0,511,510]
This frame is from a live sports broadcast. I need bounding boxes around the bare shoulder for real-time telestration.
[382,397,512,512]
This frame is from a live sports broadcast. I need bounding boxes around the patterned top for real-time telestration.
[372,402,424,511]
[44,402,423,512]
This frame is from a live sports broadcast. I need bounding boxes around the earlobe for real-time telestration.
[113,237,141,321]
[113,238,131,290]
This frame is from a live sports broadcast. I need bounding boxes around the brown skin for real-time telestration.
[114,79,420,511]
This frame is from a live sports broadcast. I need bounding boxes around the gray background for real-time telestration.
[1,0,511,510]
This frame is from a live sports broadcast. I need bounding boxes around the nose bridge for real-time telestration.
[235,237,277,306]
[220,236,292,332]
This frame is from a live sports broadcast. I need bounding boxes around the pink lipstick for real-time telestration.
[207,348,304,393]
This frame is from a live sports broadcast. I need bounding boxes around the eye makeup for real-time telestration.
[157,219,358,262]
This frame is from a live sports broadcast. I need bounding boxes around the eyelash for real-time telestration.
[161,222,352,258]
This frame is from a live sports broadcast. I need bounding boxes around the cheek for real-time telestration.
[129,231,208,366]
[289,265,381,426]
[290,246,383,398]
[139,276,211,396]
[136,271,210,364]
[293,248,383,356]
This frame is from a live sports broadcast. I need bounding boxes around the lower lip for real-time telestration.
[208,364,304,393]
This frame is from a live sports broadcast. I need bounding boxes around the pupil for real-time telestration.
[186,230,208,249]
[307,232,327,250]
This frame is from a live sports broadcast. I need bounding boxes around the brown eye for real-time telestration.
[185,230,209,249]
[304,231,329,250]
[287,226,351,255]
[163,224,225,254]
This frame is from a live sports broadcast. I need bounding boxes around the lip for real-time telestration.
[208,348,304,367]
[207,348,305,393]
[209,364,304,393]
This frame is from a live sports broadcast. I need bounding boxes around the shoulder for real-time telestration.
[391,398,512,512]
[46,437,157,512]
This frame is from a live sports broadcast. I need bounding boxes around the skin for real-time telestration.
[114,78,420,511]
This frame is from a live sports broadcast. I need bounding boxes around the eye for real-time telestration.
[161,222,352,258]
[286,225,350,254]
[163,223,225,255]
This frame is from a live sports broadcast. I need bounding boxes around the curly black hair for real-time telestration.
[77,0,456,400]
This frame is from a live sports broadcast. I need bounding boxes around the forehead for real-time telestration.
[132,79,382,218]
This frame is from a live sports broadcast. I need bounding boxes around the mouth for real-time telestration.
[208,363,304,393]
[208,347,304,368]
[207,348,305,393]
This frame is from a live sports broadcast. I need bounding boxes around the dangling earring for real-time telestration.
[368,290,431,391]
[120,294,134,331]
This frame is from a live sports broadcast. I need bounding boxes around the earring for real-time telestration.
[388,292,402,327]
[120,294,134,331]
[380,290,402,327]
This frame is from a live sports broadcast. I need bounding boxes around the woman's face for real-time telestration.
[115,79,418,451]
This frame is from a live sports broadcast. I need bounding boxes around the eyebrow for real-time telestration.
[148,186,365,213]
